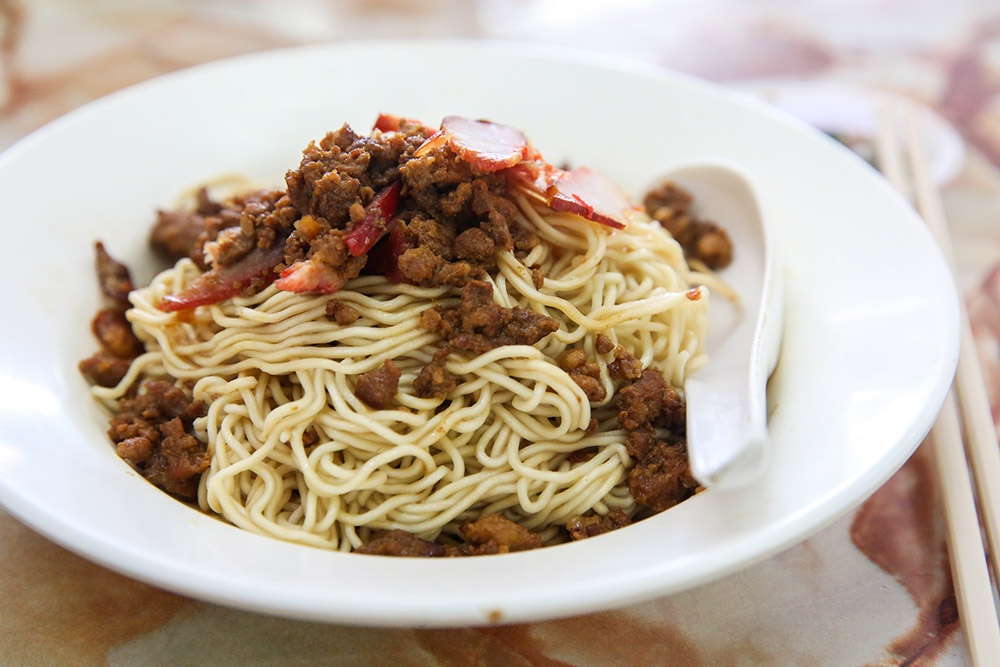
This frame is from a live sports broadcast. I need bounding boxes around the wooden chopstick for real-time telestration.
[877,100,1000,664]
[928,396,1000,665]
[905,106,1000,584]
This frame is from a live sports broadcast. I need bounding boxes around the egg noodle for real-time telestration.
[91,194,709,551]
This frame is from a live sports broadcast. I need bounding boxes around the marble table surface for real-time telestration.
[2,1,1000,664]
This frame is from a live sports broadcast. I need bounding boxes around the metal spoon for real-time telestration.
[661,159,783,490]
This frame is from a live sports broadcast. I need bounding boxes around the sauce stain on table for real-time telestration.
[0,512,200,666]
[851,444,959,666]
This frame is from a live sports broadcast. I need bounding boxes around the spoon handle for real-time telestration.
[685,370,770,490]
[685,248,782,491]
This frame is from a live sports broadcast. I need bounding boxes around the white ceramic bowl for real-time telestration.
[0,41,959,626]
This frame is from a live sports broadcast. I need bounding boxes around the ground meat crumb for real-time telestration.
[625,429,657,461]
[643,180,734,270]
[617,369,685,433]
[107,380,208,499]
[568,446,597,463]
[557,347,607,402]
[79,244,144,388]
[91,309,142,359]
[355,360,401,409]
[689,222,734,269]
[356,514,546,557]
[566,509,632,540]
[78,352,134,389]
[150,187,220,261]
[301,426,320,447]
[355,530,447,557]
[460,514,543,555]
[626,435,697,512]
[95,241,134,304]
[116,436,153,465]
[413,348,457,400]
[454,227,495,261]
[530,266,545,290]
[326,299,361,325]
[142,417,211,498]
[608,345,644,383]
[595,334,615,355]
[421,280,558,354]
[643,180,692,219]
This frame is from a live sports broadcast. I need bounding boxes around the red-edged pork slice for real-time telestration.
[343,182,401,257]
[158,243,286,312]
[364,226,411,284]
[413,130,449,158]
[441,116,530,172]
[506,157,562,200]
[548,166,636,229]
[273,259,350,295]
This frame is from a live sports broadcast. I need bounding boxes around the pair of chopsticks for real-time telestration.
[876,100,1000,664]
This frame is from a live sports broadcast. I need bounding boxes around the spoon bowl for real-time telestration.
[659,159,783,490]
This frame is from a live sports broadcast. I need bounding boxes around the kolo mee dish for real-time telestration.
[78,113,734,556]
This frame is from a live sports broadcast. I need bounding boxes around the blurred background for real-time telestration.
[2,0,999,156]
[3,0,999,286]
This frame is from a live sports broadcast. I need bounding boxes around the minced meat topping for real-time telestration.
[107,380,208,500]
[82,115,722,550]
[644,180,734,270]
[419,279,559,354]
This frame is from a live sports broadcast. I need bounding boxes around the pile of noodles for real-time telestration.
[91,192,710,551]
